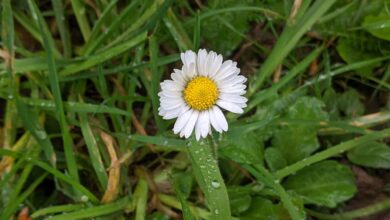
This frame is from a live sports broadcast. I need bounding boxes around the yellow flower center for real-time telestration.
[183,76,219,111]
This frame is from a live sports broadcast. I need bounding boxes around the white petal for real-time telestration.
[215,66,240,82]
[173,109,193,134]
[209,107,222,132]
[209,54,223,78]
[159,90,181,98]
[162,105,188,120]
[219,84,247,93]
[171,70,186,86]
[212,60,232,80]
[180,110,199,138]
[197,49,208,76]
[183,62,197,79]
[161,80,183,91]
[217,100,244,114]
[213,106,228,131]
[181,50,197,69]
[219,93,248,104]
[213,61,237,81]
[205,51,222,77]
[218,75,247,87]
[195,111,210,140]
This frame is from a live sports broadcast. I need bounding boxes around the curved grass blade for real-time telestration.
[28,0,79,181]
[46,197,130,219]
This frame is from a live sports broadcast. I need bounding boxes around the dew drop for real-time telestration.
[36,130,47,139]
[211,181,220,189]
[214,209,219,214]
[80,195,88,202]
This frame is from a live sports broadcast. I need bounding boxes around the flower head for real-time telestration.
[158,49,247,140]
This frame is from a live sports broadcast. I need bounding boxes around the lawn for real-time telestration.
[1,0,390,219]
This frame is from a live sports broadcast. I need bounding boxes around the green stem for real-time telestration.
[307,197,390,219]
[243,164,303,220]
[187,140,231,220]
[274,128,390,180]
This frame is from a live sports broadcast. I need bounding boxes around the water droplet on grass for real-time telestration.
[211,181,220,189]
[80,195,88,202]
[36,130,47,139]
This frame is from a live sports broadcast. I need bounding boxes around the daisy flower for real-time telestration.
[158,49,247,140]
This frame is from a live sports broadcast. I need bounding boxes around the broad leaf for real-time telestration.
[264,147,287,171]
[283,160,357,208]
[272,97,328,165]
[364,9,390,41]
[348,142,390,169]
[239,197,280,220]
[220,131,263,164]
[228,186,252,215]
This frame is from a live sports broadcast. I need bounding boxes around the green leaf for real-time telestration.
[227,186,252,215]
[272,97,328,164]
[285,96,329,120]
[336,37,380,75]
[173,172,195,220]
[264,147,287,172]
[348,142,390,169]
[363,9,390,41]
[239,197,280,220]
[336,89,365,118]
[283,160,357,208]
[219,131,263,164]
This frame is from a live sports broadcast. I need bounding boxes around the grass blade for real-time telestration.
[28,0,79,181]
[46,197,130,219]
[60,32,147,76]
[248,0,336,96]
[70,0,91,42]
[51,0,72,57]
[149,35,165,132]
[79,111,108,189]
[164,8,193,51]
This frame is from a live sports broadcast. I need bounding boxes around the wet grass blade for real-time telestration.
[187,140,231,220]
[22,97,132,116]
[60,32,147,76]
[28,0,79,181]
[149,36,165,132]
[46,197,130,219]
[51,0,71,57]
[31,204,86,218]
[79,111,108,189]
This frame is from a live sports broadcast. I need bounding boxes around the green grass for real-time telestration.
[1,0,390,219]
